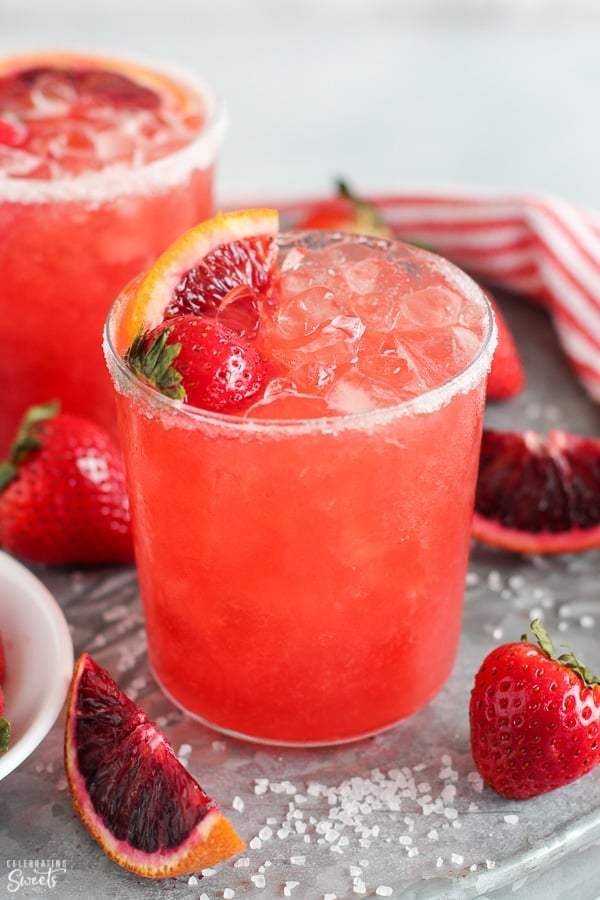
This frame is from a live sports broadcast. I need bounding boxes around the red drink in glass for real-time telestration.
[105,229,496,745]
[0,51,225,451]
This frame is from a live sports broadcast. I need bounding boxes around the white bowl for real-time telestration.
[0,551,74,780]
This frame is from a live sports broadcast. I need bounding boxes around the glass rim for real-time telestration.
[0,50,227,203]
[103,233,498,437]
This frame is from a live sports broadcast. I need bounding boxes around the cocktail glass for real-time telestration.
[104,229,496,746]
[0,51,225,451]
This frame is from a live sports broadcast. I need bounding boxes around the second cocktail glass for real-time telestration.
[0,51,225,451]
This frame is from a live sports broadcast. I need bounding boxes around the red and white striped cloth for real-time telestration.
[274,190,600,405]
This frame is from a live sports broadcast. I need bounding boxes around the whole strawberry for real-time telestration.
[0,402,133,566]
[470,619,600,800]
[126,314,266,413]
[297,179,392,237]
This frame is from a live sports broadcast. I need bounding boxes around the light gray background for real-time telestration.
[2,0,600,212]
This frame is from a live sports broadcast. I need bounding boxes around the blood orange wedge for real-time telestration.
[64,653,245,878]
[121,208,279,345]
[472,429,600,554]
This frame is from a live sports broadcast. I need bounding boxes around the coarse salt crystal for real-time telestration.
[375,888,393,897]
[234,857,249,867]
[451,853,464,865]
[249,837,262,849]
[224,891,235,899]
[259,826,273,841]
[504,814,519,824]
[284,883,299,897]
[290,855,306,865]
[232,795,244,812]
[251,874,266,888]
[187,875,199,885]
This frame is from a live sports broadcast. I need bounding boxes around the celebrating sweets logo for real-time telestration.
[6,859,67,892]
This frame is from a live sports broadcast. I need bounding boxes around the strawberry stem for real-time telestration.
[0,400,59,491]
[335,179,388,232]
[524,618,600,688]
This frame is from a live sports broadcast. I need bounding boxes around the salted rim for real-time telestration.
[103,233,498,437]
[0,51,227,204]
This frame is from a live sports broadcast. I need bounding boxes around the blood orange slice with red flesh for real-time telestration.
[122,208,279,345]
[472,429,600,554]
[64,653,245,878]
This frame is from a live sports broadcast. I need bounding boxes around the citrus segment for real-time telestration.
[124,208,279,343]
[64,653,245,878]
[472,428,600,554]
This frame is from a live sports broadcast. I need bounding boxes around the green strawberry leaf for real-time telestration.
[524,618,600,688]
[0,400,60,491]
[125,327,186,401]
[0,716,11,753]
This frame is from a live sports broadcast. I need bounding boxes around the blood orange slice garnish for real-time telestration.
[123,208,279,344]
[64,653,245,878]
[472,429,600,554]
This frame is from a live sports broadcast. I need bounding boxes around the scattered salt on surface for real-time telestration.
[451,853,464,865]
[581,615,595,628]
[290,855,306,865]
[284,883,300,896]
[375,887,393,897]
[251,874,266,888]
[487,571,503,592]
[504,814,519,825]
[223,890,235,899]
[233,857,249,868]
[187,875,199,885]
[232,795,245,813]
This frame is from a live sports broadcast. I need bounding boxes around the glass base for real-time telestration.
[152,667,411,748]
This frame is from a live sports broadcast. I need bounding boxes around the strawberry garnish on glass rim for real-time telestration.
[470,618,600,800]
[126,315,266,412]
